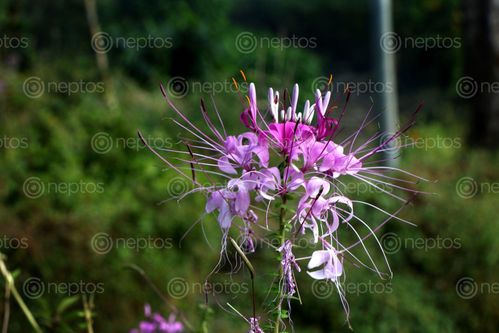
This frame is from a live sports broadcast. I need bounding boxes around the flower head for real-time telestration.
[144,79,426,327]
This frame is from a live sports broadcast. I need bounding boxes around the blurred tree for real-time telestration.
[463,0,499,147]
[83,0,118,111]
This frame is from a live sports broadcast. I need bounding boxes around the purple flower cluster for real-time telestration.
[130,305,183,333]
[147,80,425,327]
[201,84,369,285]
[249,317,264,333]
[278,240,301,296]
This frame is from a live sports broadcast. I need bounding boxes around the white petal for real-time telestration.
[286,107,292,121]
[303,100,310,123]
[249,83,256,104]
[307,269,327,280]
[322,91,331,114]
[291,83,299,114]
[308,250,330,269]
[268,88,279,122]
[268,87,274,106]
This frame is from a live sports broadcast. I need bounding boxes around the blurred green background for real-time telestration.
[0,0,498,332]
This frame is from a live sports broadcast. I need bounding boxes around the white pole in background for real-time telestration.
[373,0,400,167]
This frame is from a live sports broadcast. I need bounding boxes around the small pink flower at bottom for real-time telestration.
[130,304,183,333]
[249,317,265,333]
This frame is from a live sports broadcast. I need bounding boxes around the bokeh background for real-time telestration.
[1,0,498,332]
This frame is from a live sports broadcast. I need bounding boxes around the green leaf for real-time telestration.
[56,296,79,314]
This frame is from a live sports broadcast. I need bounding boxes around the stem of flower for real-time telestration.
[82,294,94,333]
[274,195,287,333]
[0,254,42,333]
[124,264,194,331]
[229,238,256,320]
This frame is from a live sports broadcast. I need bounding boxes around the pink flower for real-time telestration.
[254,166,304,201]
[130,305,183,333]
[248,317,264,333]
[265,121,314,157]
[143,80,426,326]
[205,178,252,229]
[217,132,269,174]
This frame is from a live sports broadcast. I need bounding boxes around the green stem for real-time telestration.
[82,295,94,333]
[274,196,287,333]
[0,254,43,333]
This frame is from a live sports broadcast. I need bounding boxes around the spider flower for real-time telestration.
[143,80,426,325]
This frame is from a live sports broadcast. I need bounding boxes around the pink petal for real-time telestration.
[217,156,237,174]
[206,191,223,213]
